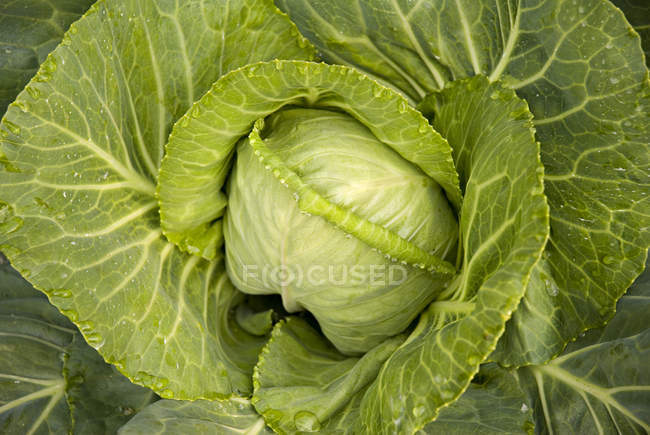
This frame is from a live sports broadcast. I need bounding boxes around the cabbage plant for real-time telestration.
[0,0,648,433]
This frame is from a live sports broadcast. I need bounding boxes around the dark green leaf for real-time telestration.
[519,261,650,434]
[421,364,534,435]
[612,0,650,66]
[0,257,155,434]
[0,0,95,117]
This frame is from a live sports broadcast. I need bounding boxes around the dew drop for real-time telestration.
[26,87,41,99]
[191,105,203,118]
[0,216,23,234]
[294,411,321,432]
[62,310,78,322]
[440,389,454,400]
[86,333,104,347]
[3,121,21,135]
[412,406,426,417]
[15,101,30,112]
[154,378,169,390]
[544,278,559,296]
[602,255,615,265]
[52,289,72,298]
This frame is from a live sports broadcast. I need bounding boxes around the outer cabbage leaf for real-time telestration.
[420,364,534,434]
[118,398,272,435]
[279,0,650,367]
[0,256,155,434]
[0,0,315,399]
[612,0,650,66]
[0,0,94,117]
[252,317,404,433]
[63,335,157,434]
[359,76,547,433]
[0,259,72,434]
[518,259,650,434]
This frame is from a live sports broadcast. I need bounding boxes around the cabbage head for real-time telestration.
[0,0,648,434]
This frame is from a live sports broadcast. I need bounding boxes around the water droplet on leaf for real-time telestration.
[294,411,321,432]
[412,406,426,417]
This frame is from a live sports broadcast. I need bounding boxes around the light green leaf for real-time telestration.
[0,257,155,434]
[279,0,650,367]
[158,60,462,263]
[612,0,650,66]
[226,108,457,353]
[519,261,650,434]
[359,76,547,433]
[252,317,404,433]
[420,364,534,435]
[118,398,272,435]
[0,0,94,117]
[0,0,314,399]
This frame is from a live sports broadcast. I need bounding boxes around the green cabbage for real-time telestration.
[0,0,648,433]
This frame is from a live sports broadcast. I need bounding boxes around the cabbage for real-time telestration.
[0,0,648,433]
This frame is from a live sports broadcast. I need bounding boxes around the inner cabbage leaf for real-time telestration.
[226,107,457,353]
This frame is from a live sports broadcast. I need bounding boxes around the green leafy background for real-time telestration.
[0,256,155,434]
[0,0,648,433]
[518,257,650,434]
